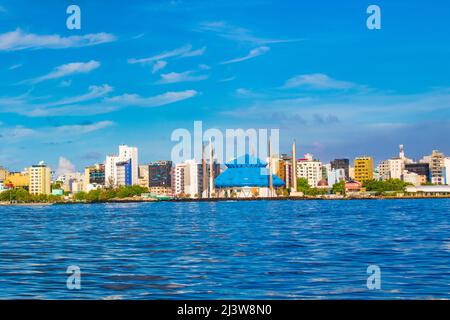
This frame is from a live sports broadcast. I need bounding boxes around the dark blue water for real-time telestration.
[0,199,449,299]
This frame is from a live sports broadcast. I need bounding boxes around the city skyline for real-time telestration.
[1,0,450,171]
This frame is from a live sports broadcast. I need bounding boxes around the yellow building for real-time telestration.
[4,172,30,189]
[28,162,51,195]
[354,157,374,183]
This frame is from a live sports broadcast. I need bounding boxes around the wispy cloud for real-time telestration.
[47,84,112,106]
[197,21,303,45]
[283,73,359,90]
[0,29,116,51]
[8,64,22,70]
[0,86,199,117]
[221,46,270,64]
[152,60,168,73]
[105,90,198,107]
[156,71,208,84]
[128,44,205,65]
[0,121,115,143]
[23,60,100,84]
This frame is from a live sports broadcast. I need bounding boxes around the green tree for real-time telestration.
[332,180,345,195]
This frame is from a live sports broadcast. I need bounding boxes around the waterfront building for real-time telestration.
[445,158,450,185]
[28,162,51,195]
[215,154,285,198]
[84,164,105,191]
[116,160,132,186]
[345,180,362,193]
[181,159,220,198]
[426,150,445,185]
[172,163,186,196]
[4,171,29,189]
[354,156,374,183]
[378,158,404,180]
[105,145,138,187]
[327,168,346,187]
[403,171,421,186]
[148,161,172,195]
[138,165,149,189]
[330,159,350,179]
[404,163,429,183]
[0,166,8,182]
[406,185,450,195]
[349,166,355,180]
[0,181,5,192]
[296,153,322,188]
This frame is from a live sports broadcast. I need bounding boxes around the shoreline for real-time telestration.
[1,195,450,206]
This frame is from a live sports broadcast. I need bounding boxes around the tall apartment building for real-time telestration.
[172,163,186,195]
[116,160,132,186]
[105,145,138,187]
[421,150,445,184]
[148,160,173,195]
[445,158,450,185]
[0,166,8,182]
[404,163,430,182]
[84,164,105,191]
[296,153,322,188]
[330,159,349,180]
[173,159,220,198]
[378,158,404,180]
[138,165,149,188]
[354,156,374,183]
[28,162,51,195]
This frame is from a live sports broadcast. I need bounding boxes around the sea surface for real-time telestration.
[0,199,449,299]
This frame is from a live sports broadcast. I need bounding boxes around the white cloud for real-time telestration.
[56,157,76,176]
[198,64,211,70]
[54,121,115,134]
[105,90,198,108]
[221,46,270,64]
[197,21,303,45]
[128,44,205,65]
[283,74,357,90]
[156,71,208,84]
[25,60,100,84]
[48,84,112,106]
[152,60,168,73]
[0,121,115,144]
[8,64,22,70]
[0,29,116,51]
[0,84,198,117]
[59,80,72,87]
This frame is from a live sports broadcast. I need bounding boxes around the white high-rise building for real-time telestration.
[444,158,450,185]
[105,145,139,187]
[296,153,322,188]
[172,163,186,195]
[378,158,404,180]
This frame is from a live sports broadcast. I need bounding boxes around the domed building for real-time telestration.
[214,154,285,198]
[317,179,330,190]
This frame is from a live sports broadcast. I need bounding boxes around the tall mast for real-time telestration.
[202,142,207,198]
[291,140,297,192]
[209,138,215,198]
[268,135,273,196]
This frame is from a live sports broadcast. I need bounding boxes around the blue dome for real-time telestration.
[215,154,285,188]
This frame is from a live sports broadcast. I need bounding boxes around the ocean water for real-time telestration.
[0,199,449,299]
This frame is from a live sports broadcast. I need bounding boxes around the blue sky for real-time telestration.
[1,0,450,171]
